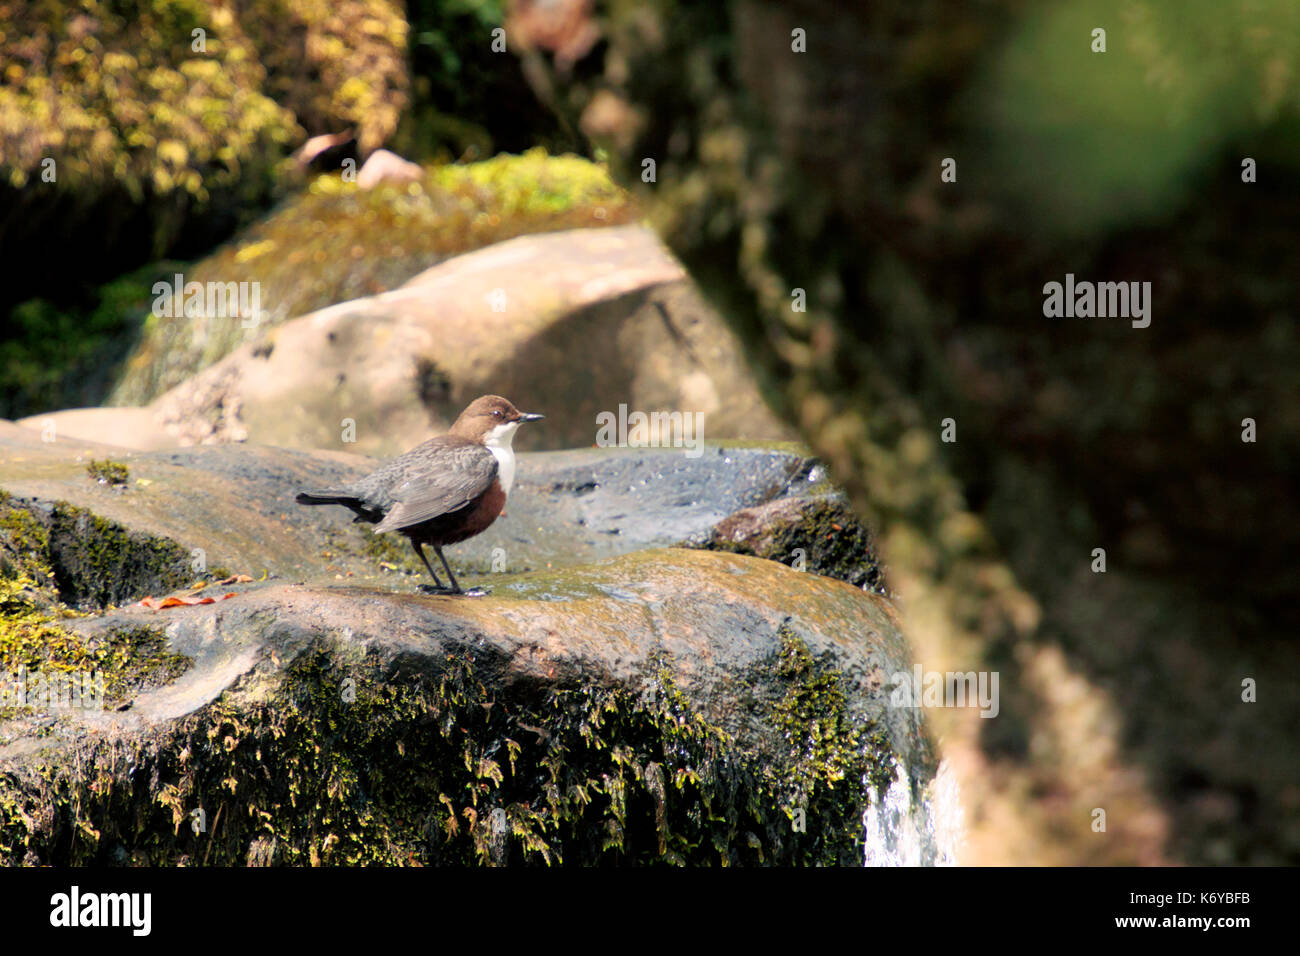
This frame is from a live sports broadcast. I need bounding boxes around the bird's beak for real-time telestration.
[518,412,544,422]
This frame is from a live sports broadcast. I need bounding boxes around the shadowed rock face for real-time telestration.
[701,494,889,596]
[0,426,939,866]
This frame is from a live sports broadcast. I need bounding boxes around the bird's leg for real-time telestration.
[431,544,462,594]
[412,541,452,594]
[432,544,487,596]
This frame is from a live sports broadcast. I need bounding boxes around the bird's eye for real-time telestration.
[492,410,502,418]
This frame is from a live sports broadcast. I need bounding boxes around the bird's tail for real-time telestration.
[295,490,357,506]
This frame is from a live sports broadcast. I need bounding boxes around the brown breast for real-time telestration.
[408,477,507,546]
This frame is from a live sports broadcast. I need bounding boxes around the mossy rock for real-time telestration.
[1,494,191,612]
[0,549,938,866]
[696,494,888,595]
[77,224,794,456]
[110,151,639,405]
[0,425,939,865]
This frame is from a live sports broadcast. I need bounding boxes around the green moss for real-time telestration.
[0,591,188,721]
[0,492,53,591]
[0,559,190,727]
[769,624,897,804]
[0,495,190,609]
[90,626,192,699]
[46,504,191,609]
[85,460,130,487]
[0,628,893,866]
[0,577,86,704]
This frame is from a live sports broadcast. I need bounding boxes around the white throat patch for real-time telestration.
[484,420,521,494]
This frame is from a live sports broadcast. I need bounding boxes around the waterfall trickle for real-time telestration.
[863,760,963,866]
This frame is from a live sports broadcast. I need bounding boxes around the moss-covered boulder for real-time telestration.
[0,416,951,865]
[0,550,938,866]
[0,549,943,865]
[108,152,639,406]
[697,494,888,596]
[2,366,956,868]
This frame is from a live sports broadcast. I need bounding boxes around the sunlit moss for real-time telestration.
[0,494,190,609]
[0,0,409,198]
[85,460,130,487]
[0,592,189,717]
[0,492,53,589]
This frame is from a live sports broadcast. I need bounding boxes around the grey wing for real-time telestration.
[372,444,498,533]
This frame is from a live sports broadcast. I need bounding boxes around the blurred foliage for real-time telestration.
[0,0,408,317]
[0,0,407,195]
[110,150,638,405]
[973,0,1300,235]
[0,0,292,200]
[0,264,172,419]
[231,0,409,155]
[395,0,577,161]
[530,0,1300,863]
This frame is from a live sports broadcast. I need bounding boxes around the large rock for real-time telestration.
[0,548,945,866]
[0,425,948,866]
[26,226,793,456]
[102,152,640,409]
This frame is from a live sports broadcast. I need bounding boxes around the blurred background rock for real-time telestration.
[1,0,1297,864]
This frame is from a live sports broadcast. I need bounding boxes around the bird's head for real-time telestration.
[450,395,544,445]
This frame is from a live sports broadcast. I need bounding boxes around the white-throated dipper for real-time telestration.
[295,395,543,595]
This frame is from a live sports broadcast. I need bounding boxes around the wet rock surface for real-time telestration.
[0,423,831,589]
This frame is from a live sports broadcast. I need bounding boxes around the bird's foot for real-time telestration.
[417,583,458,595]
[417,583,489,597]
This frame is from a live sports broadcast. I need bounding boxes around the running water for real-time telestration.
[863,760,963,866]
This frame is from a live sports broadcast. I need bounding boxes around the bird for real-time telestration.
[295,395,543,595]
